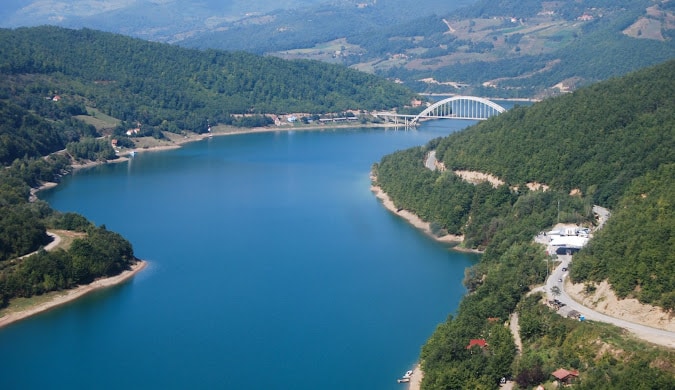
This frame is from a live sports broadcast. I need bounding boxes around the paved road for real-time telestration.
[425,150,437,170]
[592,205,610,230]
[531,206,675,348]
[18,231,61,260]
[540,224,675,348]
[44,231,61,250]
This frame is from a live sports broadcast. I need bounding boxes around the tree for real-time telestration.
[550,285,561,297]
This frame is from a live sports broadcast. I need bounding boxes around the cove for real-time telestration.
[1,121,479,389]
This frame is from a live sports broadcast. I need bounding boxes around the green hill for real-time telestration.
[373,60,674,388]
[0,26,416,163]
[378,0,675,97]
[197,0,674,99]
[434,60,675,208]
[0,26,414,137]
[5,2,673,99]
[571,163,675,309]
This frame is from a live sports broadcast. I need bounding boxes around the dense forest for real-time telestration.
[0,26,415,135]
[0,97,138,306]
[571,163,675,310]
[0,25,417,169]
[373,60,674,388]
[433,60,674,209]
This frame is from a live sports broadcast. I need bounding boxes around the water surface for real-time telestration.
[1,121,480,389]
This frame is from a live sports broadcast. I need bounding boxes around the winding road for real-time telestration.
[542,253,675,348]
[420,155,674,348]
[425,150,437,170]
[536,206,675,348]
[18,231,61,260]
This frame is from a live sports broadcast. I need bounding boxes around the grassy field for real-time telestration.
[273,38,365,63]
[0,290,73,316]
[50,229,86,251]
[77,107,121,133]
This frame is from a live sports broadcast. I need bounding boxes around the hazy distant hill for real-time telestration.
[179,0,476,51]
[183,0,675,98]
[3,1,673,98]
[384,0,675,98]
[0,0,473,43]
[0,0,322,41]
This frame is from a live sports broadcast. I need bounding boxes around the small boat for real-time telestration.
[397,370,413,383]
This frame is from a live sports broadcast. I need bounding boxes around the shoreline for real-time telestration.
[370,183,480,390]
[39,124,437,386]
[0,260,147,329]
[408,364,423,390]
[66,122,407,171]
[370,183,484,254]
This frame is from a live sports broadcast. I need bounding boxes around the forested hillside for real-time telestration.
[180,0,475,54]
[0,160,139,307]
[3,1,672,98]
[571,164,675,309]
[0,97,137,306]
[373,60,674,388]
[0,0,474,44]
[0,26,414,135]
[0,26,416,167]
[232,0,672,98]
[378,0,675,97]
[434,60,675,208]
[168,0,675,99]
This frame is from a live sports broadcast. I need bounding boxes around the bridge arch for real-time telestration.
[411,96,506,124]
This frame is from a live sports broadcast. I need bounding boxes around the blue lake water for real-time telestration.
[0,120,481,389]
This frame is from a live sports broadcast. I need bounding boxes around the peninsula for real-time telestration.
[0,259,146,329]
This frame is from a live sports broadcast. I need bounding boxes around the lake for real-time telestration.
[1,119,481,389]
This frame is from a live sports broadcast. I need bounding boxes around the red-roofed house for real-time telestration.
[466,338,488,349]
[551,368,579,385]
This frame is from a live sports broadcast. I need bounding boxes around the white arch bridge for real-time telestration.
[377,96,507,126]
